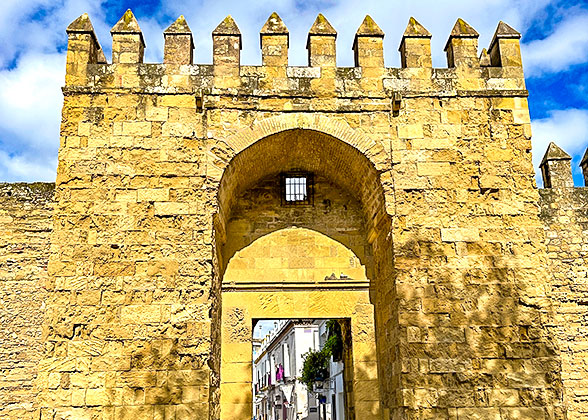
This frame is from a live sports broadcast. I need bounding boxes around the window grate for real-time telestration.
[281,172,313,206]
[285,177,307,202]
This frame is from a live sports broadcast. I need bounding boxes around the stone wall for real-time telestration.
[540,185,588,420]
[32,9,570,420]
[0,183,53,419]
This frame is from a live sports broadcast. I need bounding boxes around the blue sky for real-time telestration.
[0,0,587,185]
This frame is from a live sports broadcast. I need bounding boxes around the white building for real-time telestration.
[253,320,321,420]
[316,320,346,420]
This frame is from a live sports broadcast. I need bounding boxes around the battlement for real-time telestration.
[539,142,588,189]
[65,10,526,97]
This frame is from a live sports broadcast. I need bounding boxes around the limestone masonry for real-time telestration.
[1,9,587,420]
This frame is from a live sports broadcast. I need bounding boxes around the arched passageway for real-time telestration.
[221,228,377,418]
[213,128,395,419]
[215,128,391,273]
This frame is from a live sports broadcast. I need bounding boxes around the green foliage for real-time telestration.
[300,348,330,391]
[299,320,345,391]
[324,319,343,361]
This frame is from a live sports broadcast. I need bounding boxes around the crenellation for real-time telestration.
[64,11,528,100]
[65,14,103,86]
[352,15,385,93]
[212,15,242,89]
[488,21,523,68]
[306,13,337,69]
[479,47,491,67]
[110,9,145,64]
[353,15,385,68]
[163,16,194,65]
[444,18,480,69]
[540,142,574,189]
[398,17,432,69]
[260,12,289,68]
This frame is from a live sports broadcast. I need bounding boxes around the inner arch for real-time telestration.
[223,227,369,288]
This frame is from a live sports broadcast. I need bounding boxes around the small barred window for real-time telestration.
[281,172,313,205]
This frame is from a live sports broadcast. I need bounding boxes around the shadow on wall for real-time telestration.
[389,207,565,418]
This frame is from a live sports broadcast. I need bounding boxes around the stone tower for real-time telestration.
[2,9,588,420]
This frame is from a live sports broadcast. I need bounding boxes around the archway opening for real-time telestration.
[215,129,390,276]
[213,128,394,419]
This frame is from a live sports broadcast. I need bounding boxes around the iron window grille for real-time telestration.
[281,171,313,206]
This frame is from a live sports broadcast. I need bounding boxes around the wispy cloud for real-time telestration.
[522,12,588,77]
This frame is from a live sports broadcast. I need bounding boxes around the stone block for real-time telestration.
[120,305,162,324]
[398,124,424,139]
[441,228,480,242]
[417,162,451,176]
[121,122,152,136]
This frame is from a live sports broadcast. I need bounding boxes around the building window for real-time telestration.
[283,343,290,378]
[281,171,313,205]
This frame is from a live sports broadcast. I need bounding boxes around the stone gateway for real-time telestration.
[0,9,587,420]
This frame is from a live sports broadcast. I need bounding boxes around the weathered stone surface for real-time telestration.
[492,21,521,41]
[1,11,585,420]
[540,142,574,188]
[448,17,480,38]
[0,183,53,420]
[111,9,142,35]
[399,17,432,69]
[402,17,431,38]
[540,186,588,420]
[66,13,97,39]
[308,13,337,36]
[260,12,288,35]
[355,15,384,37]
[444,18,480,68]
[260,13,289,69]
[212,15,241,36]
[488,21,523,68]
[164,15,192,35]
[110,9,145,64]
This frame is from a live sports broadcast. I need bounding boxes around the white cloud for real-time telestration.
[0,150,57,182]
[0,0,106,67]
[522,12,588,77]
[531,108,588,186]
[0,52,63,181]
[0,0,107,181]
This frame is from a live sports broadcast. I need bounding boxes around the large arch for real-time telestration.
[212,125,396,419]
[212,114,390,174]
[214,127,392,271]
